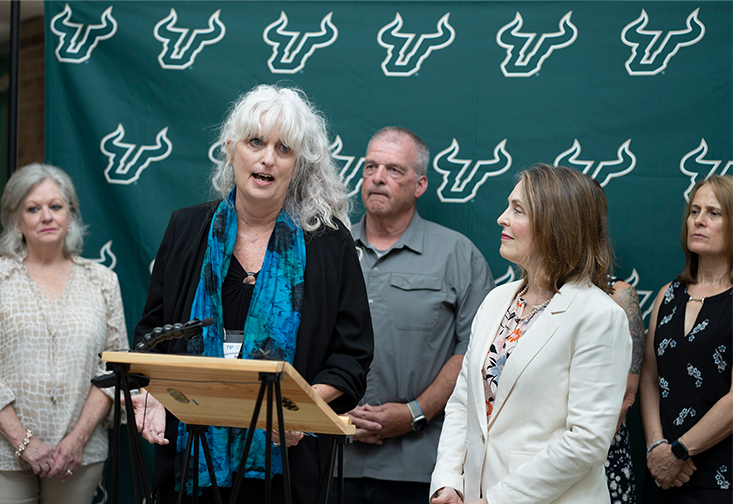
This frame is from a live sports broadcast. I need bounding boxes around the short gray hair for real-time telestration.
[211,84,350,232]
[368,126,430,177]
[0,163,86,259]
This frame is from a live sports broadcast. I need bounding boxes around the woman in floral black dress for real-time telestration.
[639,175,733,503]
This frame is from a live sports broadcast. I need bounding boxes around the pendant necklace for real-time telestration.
[515,284,553,322]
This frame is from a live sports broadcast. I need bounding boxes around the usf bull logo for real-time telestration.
[92,240,117,270]
[263,12,338,74]
[154,9,226,70]
[624,269,654,322]
[208,140,225,165]
[621,9,705,76]
[378,13,455,77]
[50,3,117,63]
[330,136,364,198]
[554,139,636,187]
[433,139,512,203]
[495,266,517,286]
[100,124,173,185]
[680,139,732,201]
[497,11,577,77]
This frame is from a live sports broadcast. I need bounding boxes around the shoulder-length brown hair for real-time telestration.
[518,164,613,294]
[678,175,733,285]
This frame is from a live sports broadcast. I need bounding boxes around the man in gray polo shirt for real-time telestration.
[340,127,494,504]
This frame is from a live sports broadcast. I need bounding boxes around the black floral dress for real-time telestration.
[643,281,732,502]
[605,422,636,503]
[605,276,636,504]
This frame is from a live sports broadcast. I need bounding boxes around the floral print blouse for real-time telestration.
[483,290,546,419]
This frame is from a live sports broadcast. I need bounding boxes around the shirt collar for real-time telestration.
[353,211,425,255]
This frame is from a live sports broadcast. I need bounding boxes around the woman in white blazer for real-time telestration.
[430,165,632,504]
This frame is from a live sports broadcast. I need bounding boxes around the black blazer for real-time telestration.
[135,201,374,504]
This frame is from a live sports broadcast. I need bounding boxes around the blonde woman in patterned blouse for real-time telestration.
[0,164,128,503]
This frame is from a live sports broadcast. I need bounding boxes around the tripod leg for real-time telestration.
[193,429,200,504]
[337,441,345,504]
[122,375,152,503]
[199,428,223,504]
[230,380,268,504]
[177,426,195,504]
[316,437,338,504]
[119,375,143,504]
[111,371,122,504]
[274,382,292,504]
[265,381,273,504]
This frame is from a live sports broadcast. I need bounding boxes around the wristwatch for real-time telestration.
[407,400,428,432]
[670,439,691,461]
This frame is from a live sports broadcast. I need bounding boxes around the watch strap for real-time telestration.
[406,400,423,420]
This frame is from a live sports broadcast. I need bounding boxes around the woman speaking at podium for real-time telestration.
[133,84,374,504]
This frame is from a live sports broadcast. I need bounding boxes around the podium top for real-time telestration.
[102,351,354,436]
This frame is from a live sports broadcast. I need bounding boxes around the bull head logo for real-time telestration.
[153,9,226,70]
[621,9,705,76]
[100,124,173,185]
[263,12,338,74]
[554,139,636,187]
[92,240,117,270]
[378,13,455,77]
[330,136,365,199]
[50,3,117,63]
[433,139,512,203]
[680,139,732,201]
[497,11,577,77]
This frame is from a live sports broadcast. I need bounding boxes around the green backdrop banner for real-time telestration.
[43,1,731,501]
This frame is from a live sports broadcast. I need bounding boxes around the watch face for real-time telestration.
[412,417,429,432]
[671,441,690,460]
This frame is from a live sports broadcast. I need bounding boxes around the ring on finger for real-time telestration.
[66,469,74,476]
[655,479,661,487]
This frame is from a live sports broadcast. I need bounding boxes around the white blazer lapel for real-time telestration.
[486,281,581,431]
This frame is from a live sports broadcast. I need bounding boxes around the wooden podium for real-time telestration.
[101,351,354,504]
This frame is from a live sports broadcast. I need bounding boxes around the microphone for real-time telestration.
[134,317,214,353]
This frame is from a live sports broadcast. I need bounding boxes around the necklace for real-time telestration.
[687,295,706,304]
[515,284,553,322]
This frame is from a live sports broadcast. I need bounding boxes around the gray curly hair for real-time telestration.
[211,84,350,232]
[0,163,86,259]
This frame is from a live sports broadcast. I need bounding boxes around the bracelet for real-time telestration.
[14,429,32,458]
[646,438,668,455]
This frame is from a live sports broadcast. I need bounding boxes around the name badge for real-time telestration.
[223,329,243,359]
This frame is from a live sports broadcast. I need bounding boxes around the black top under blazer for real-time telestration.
[134,200,374,504]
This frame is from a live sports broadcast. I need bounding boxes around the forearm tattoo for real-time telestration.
[617,286,645,374]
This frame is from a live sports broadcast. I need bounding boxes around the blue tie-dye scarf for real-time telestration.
[176,188,305,494]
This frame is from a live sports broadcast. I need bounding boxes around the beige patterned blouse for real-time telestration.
[0,256,128,470]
